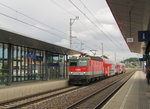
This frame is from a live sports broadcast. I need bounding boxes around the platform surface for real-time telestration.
[102,71,150,109]
[0,79,68,103]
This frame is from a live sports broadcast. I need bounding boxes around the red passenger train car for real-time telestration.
[115,63,126,74]
[120,63,126,73]
[115,63,121,74]
[103,59,116,76]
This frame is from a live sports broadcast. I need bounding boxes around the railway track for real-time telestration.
[66,72,134,109]
[0,71,135,109]
[0,86,82,109]
[24,71,134,109]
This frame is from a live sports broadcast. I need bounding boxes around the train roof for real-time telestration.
[90,56,103,61]
[69,56,103,61]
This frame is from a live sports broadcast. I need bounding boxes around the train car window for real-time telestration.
[69,60,78,66]
[78,60,88,66]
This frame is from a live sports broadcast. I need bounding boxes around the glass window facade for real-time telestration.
[0,43,9,84]
[46,52,66,80]
[12,46,45,82]
[0,42,68,85]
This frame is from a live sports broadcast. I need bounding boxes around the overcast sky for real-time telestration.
[0,0,141,61]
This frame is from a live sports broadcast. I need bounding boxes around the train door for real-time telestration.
[108,66,110,76]
[111,64,116,76]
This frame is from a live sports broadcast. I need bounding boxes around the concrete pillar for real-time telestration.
[44,51,48,80]
[65,55,68,79]
[7,44,12,85]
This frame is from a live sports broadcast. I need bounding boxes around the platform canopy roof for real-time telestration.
[106,0,150,54]
[0,28,81,55]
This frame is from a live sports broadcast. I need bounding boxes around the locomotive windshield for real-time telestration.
[69,59,88,67]
[78,60,88,66]
[69,60,78,66]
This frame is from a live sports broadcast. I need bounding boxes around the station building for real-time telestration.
[0,28,81,85]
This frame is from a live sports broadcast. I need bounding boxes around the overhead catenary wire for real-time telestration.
[49,0,117,54]
[0,2,68,36]
[50,0,109,48]
[68,0,124,49]
[78,0,125,50]
[0,2,100,53]
[0,12,69,41]
[0,1,125,58]
[68,0,126,57]
[49,0,102,51]
[1,12,96,53]
[0,2,94,51]
[72,35,114,56]
[77,22,115,52]
[50,0,76,17]
[74,36,113,54]
[0,11,97,53]
[69,0,130,59]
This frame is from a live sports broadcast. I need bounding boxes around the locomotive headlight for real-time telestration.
[70,72,73,74]
[83,72,86,74]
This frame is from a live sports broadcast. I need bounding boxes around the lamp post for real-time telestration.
[70,16,79,48]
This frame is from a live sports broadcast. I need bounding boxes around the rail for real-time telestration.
[66,71,135,109]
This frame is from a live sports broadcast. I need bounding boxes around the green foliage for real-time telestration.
[121,57,139,63]
[121,57,140,68]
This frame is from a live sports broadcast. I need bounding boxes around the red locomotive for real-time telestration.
[69,56,103,84]
[68,55,125,84]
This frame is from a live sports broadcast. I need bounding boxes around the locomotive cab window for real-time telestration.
[69,60,78,67]
[78,60,88,66]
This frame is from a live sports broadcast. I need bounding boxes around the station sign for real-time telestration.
[143,54,150,59]
[139,54,150,61]
[127,38,133,42]
[138,31,150,42]
[47,63,59,66]
[26,54,43,61]
[139,58,146,61]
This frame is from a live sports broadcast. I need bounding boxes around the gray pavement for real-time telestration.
[102,71,150,109]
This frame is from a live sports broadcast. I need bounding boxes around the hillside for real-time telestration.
[121,57,140,68]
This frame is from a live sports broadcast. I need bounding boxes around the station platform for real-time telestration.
[0,79,68,103]
[102,71,150,109]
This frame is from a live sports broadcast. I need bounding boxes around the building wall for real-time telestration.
[0,43,67,85]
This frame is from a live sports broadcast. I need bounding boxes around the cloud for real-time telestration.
[55,39,69,48]
[0,0,140,61]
